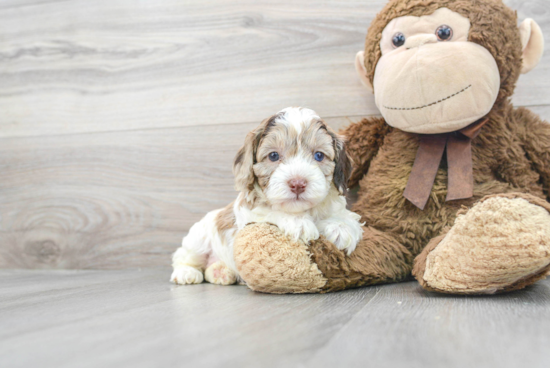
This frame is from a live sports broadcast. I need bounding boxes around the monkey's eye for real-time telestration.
[436,25,453,41]
[392,32,406,48]
[268,152,280,162]
[314,152,325,162]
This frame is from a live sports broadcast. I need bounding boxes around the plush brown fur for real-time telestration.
[309,225,413,292]
[346,117,392,188]
[331,97,550,293]
[348,100,548,261]
[233,0,550,294]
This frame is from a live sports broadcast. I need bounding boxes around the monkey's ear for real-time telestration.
[355,51,374,93]
[519,19,544,74]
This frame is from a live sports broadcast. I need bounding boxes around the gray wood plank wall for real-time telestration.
[1,0,549,269]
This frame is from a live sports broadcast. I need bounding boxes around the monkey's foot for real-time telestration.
[413,193,550,294]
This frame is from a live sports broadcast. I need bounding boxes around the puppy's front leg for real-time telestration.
[265,212,319,244]
[317,210,364,255]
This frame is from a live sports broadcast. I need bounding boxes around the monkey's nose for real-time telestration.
[288,178,308,195]
[405,34,438,49]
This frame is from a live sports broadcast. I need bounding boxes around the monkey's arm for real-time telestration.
[339,117,391,188]
[515,107,550,200]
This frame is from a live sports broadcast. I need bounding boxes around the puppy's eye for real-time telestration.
[268,152,280,162]
[436,25,453,41]
[392,32,406,48]
[314,152,325,162]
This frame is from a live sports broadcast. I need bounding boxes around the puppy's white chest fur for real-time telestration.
[234,188,363,255]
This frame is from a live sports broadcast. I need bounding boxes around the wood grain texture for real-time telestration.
[307,278,550,368]
[0,0,383,137]
[1,269,550,368]
[0,0,548,138]
[0,0,549,269]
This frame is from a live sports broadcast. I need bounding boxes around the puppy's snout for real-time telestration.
[288,178,308,195]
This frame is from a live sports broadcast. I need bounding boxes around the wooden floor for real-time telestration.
[1,269,550,368]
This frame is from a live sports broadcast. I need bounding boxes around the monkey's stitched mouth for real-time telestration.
[383,85,472,111]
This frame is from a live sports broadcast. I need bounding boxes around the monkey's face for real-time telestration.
[373,8,500,134]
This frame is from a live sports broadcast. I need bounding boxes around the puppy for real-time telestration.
[171,107,363,285]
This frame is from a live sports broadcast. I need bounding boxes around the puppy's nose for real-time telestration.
[288,178,307,195]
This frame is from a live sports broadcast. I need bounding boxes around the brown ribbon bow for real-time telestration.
[403,117,489,210]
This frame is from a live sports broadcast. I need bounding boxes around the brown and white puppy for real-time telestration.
[171,107,363,285]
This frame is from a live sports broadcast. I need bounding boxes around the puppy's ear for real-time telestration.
[330,130,353,196]
[233,117,273,193]
[233,130,260,193]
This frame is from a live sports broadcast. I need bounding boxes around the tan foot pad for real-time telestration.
[416,194,550,294]
[234,223,327,294]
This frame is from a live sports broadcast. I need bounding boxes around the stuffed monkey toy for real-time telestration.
[233,0,550,294]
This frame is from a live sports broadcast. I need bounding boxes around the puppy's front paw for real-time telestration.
[319,219,363,255]
[204,261,237,285]
[170,266,204,285]
[281,217,319,244]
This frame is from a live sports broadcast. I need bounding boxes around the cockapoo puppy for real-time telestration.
[171,107,364,285]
